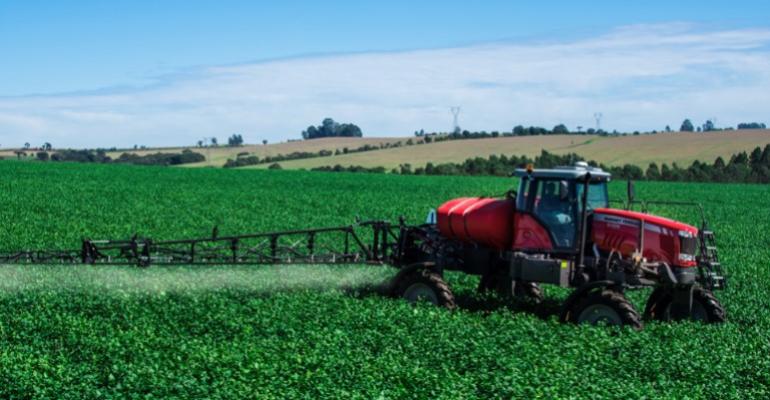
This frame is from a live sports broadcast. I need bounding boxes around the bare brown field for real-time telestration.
[249,130,770,170]
[132,137,407,167]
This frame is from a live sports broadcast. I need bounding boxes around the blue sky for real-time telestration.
[1,1,769,147]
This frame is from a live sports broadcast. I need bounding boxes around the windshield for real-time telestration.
[576,181,609,210]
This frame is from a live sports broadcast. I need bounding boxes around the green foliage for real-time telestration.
[227,133,244,146]
[312,164,386,173]
[48,149,205,166]
[51,149,112,163]
[0,161,769,398]
[302,118,363,139]
[114,149,205,166]
[738,122,766,130]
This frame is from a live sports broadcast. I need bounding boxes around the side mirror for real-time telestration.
[627,180,635,203]
[559,180,569,201]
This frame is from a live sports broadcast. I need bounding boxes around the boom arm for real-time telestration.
[0,221,402,267]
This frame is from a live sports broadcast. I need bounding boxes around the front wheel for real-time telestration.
[395,269,456,309]
[644,286,725,323]
[565,289,643,330]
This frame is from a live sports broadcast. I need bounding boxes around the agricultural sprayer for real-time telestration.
[1,162,726,329]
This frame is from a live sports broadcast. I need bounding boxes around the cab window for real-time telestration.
[576,182,609,210]
[516,178,530,209]
[532,179,577,248]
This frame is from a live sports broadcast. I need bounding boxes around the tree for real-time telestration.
[512,125,525,136]
[680,119,694,132]
[211,137,218,146]
[703,120,715,132]
[42,142,52,151]
[645,163,660,180]
[227,134,244,146]
[302,118,363,139]
[24,142,30,149]
[36,151,49,161]
[622,164,644,180]
[262,139,268,145]
[750,146,763,168]
[761,144,770,165]
[552,124,569,135]
[665,125,671,132]
[197,140,203,147]
[714,156,726,169]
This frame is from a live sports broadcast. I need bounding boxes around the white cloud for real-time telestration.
[1,23,770,148]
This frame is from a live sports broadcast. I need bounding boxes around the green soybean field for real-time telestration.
[0,161,769,399]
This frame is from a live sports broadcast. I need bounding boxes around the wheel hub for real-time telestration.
[577,304,623,326]
[403,283,439,305]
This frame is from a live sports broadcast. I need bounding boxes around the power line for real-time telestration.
[593,112,603,131]
[450,106,461,133]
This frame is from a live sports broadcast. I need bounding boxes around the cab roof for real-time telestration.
[513,162,612,181]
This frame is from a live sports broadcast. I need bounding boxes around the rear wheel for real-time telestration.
[565,289,643,330]
[644,286,725,323]
[396,269,455,309]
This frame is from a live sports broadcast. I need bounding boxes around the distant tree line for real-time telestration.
[311,165,387,174]
[224,151,332,168]
[414,120,767,141]
[310,145,770,184]
[737,122,767,130]
[32,149,205,166]
[223,140,421,168]
[114,151,206,166]
[302,118,363,140]
[414,124,591,142]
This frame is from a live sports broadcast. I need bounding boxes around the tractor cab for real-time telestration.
[513,162,611,249]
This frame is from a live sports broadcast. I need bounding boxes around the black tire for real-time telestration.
[395,269,456,309]
[565,289,643,330]
[644,286,725,323]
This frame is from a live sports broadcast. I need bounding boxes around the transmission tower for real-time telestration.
[594,112,603,132]
[450,106,461,133]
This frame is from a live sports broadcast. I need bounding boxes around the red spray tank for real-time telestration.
[437,197,514,249]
